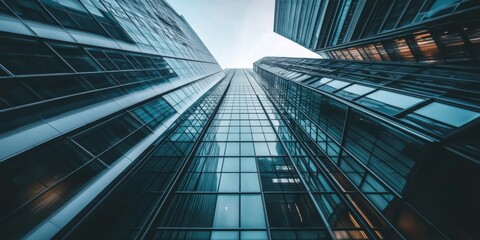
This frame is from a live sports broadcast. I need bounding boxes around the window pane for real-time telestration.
[240,195,266,227]
[414,102,479,127]
[241,173,260,192]
[358,90,424,115]
[213,195,239,228]
[0,36,71,75]
[49,42,102,72]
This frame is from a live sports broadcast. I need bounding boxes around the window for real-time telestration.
[0,36,72,75]
[264,194,324,227]
[49,42,102,72]
[335,84,375,100]
[4,0,57,24]
[402,102,480,135]
[410,31,442,63]
[317,80,350,93]
[357,90,424,115]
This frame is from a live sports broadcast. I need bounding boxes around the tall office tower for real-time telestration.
[253,57,480,239]
[0,0,223,238]
[274,0,480,64]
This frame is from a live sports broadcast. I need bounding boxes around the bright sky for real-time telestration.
[167,0,319,69]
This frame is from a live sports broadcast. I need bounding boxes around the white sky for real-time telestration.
[167,0,319,69]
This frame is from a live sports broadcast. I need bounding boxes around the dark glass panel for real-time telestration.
[82,73,117,88]
[74,114,142,157]
[398,1,425,27]
[79,0,133,42]
[381,0,409,31]
[107,52,134,70]
[4,0,57,24]
[0,141,92,219]
[344,110,427,193]
[50,0,107,36]
[432,28,471,63]
[318,97,347,143]
[0,159,104,240]
[154,231,211,240]
[158,194,216,227]
[0,36,72,75]
[87,49,118,70]
[39,0,82,29]
[265,193,324,227]
[49,42,102,72]
[0,78,41,106]
[21,75,93,99]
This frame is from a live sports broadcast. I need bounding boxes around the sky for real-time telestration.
[167,0,319,69]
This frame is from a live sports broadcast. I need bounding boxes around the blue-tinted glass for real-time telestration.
[358,90,424,115]
[414,102,479,127]
[240,157,257,172]
[240,195,266,228]
[219,173,239,192]
[211,231,238,240]
[213,195,239,228]
[241,173,260,192]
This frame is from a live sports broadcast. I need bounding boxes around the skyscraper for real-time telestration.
[253,57,480,239]
[274,0,480,64]
[0,0,222,238]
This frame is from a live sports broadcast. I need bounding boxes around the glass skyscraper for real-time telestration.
[0,0,222,239]
[1,0,479,240]
[274,0,480,64]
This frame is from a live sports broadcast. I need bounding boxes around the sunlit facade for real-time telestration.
[254,57,480,239]
[0,0,222,239]
[274,0,480,65]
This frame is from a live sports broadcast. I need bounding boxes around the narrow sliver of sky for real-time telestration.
[167,0,319,69]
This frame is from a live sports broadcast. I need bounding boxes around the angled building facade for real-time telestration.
[254,57,480,239]
[274,0,480,65]
[0,0,223,238]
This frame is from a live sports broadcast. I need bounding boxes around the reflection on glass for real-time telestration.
[358,90,424,115]
[241,195,266,227]
[415,102,479,127]
[335,84,375,100]
[213,195,239,228]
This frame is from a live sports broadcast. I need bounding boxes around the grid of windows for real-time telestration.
[254,59,480,239]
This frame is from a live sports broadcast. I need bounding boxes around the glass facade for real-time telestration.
[274,0,480,65]
[0,0,223,238]
[253,57,480,239]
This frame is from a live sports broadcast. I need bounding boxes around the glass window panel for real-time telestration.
[211,231,238,240]
[223,157,240,172]
[358,90,424,115]
[241,173,260,192]
[5,0,57,24]
[213,195,239,228]
[0,36,71,75]
[225,142,240,156]
[240,231,268,240]
[159,194,216,227]
[336,84,375,100]
[240,157,257,172]
[265,194,324,227]
[49,42,102,72]
[240,195,266,227]
[219,173,239,192]
[414,102,479,127]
